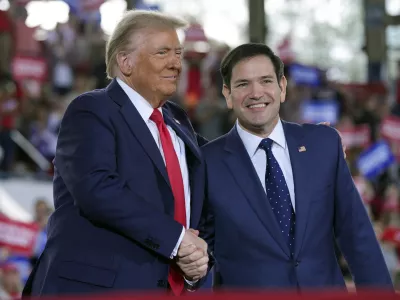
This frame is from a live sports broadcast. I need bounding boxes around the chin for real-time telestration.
[162,89,177,98]
[247,116,270,127]
[250,122,269,130]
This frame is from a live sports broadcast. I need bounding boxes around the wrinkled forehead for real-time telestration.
[128,27,182,51]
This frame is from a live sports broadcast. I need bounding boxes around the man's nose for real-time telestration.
[169,55,182,70]
[249,83,264,99]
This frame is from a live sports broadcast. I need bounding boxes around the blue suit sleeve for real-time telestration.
[196,162,217,289]
[55,94,183,259]
[332,129,393,289]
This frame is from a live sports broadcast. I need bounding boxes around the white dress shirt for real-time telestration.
[236,119,296,211]
[117,78,188,256]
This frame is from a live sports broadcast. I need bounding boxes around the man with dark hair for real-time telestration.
[197,43,392,290]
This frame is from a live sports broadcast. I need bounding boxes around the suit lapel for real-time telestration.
[106,79,170,188]
[107,79,204,227]
[282,121,312,258]
[163,108,204,228]
[224,126,290,257]
[162,107,201,162]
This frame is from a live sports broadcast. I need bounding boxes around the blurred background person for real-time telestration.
[0,262,22,300]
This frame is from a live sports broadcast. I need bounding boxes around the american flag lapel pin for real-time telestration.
[298,146,306,152]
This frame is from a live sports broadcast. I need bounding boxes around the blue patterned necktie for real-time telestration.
[260,138,295,255]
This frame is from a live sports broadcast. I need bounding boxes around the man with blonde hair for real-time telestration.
[22,10,210,296]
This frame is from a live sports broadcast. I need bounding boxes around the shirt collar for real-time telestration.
[116,77,162,122]
[236,118,286,157]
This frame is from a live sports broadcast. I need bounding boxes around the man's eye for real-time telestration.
[263,79,273,84]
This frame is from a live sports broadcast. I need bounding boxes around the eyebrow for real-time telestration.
[156,46,184,52]
[233,75,275,85]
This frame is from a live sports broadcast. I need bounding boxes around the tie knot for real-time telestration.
[260,138,273,151]
[150,109,164,126]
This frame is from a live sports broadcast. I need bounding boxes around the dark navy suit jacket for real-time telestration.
[23,79,207,296]
[199,122,393,290]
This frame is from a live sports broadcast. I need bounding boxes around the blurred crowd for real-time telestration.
[280,63,400,290]
[0,198,51,299]
[0,3,400,298]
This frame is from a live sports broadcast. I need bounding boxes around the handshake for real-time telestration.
[175,229,209,282]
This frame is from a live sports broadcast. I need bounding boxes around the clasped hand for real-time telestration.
[175,229,209,281]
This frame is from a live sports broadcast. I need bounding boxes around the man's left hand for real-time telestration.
[176,229,208,281]
[176,245,209,281]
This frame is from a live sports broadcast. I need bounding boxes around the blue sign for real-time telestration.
[365,3,385,28]
[288,63,320,86]
[33,229,47,256]
[6,256,31,283]
[357,141,395,180]
[62,0,101,22]
[301,100,339,125]
[135,0,160,11]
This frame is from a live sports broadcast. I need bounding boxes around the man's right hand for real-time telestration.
[176,229,209,281]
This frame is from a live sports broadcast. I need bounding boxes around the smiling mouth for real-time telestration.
[163,76,177,80]
[247,103,269,108]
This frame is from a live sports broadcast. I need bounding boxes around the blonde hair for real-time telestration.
[105,10,188,79]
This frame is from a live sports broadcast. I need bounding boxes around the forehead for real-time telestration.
[36,203,47,209]
[231,55,276,80]
[131,28,182,50]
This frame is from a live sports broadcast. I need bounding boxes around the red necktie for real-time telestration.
[150,109,186,295]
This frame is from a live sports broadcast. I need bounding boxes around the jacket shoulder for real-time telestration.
[65,89,111,115]
[284,121,341,141]
[201,133,228,154]
[164,101,189,120]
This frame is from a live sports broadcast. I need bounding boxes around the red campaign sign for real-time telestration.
[381,226,400,246]
[338,125,370,149]
[381,115,400,142]
[0,215,40,257]
[353,176,373,204]
[341,82,387,98]
[278,36,295,64]
[11,56,47,82]
[81,0,105,12]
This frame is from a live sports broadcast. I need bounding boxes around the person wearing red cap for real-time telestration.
[0,262,21,300]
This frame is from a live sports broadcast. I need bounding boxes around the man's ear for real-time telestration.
[116,51,132,76]
[279,75,287,104]
[222,84,232,109]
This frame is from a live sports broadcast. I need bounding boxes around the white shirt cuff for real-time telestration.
[170,226,185,258]
[184,277,199,286]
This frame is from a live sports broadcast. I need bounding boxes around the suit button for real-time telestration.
[157,280,167,288]
[295,261,300,267]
